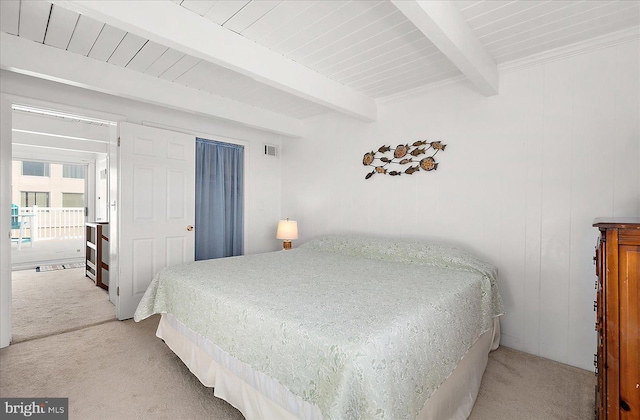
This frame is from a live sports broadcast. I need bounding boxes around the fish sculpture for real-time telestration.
[420,157,437,171]
[362,152,375,166]
[394,144,408,158]
[430,141,446,151]
[361,139,446,179]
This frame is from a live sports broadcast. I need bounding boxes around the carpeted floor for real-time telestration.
[4,267,595,419]
[0,314,595,420]
[11,267,115,343]
[468,346,595,420]
[0,316,243,420]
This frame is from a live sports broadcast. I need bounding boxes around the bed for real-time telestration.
[134,234,504,419]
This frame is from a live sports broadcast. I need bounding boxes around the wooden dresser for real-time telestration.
[593,218,640,420]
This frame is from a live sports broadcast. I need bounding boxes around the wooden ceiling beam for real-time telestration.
[53,0,378,121]
[391,0,499,96]
[0,33,306,138]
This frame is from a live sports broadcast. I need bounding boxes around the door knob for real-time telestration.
[187,225,194,231]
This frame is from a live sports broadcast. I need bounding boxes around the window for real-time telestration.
[63,164,85,179]
[62,193,84,208]
[22,161,50,177]
[20,192,49,207]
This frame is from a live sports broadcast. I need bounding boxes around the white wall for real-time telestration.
[1,70,286,254]
[281,39,640,370]
[1,70,286,347]
[0,95,12,347]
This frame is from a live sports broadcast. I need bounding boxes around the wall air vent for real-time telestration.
[264,144,278,157]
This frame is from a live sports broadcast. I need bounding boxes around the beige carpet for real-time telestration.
[0,316,243,420]
[469,346,595,420]
[11,267,115,343]
[0,314,595,420]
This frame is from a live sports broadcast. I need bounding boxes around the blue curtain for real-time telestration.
[195,138,244,260]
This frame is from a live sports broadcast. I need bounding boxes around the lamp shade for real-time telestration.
[276,218,298,240]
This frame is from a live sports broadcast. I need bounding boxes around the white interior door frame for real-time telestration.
[0,93,122,348]
[85,161,96,223]
[107,124,118,306]
[1,94,13,348]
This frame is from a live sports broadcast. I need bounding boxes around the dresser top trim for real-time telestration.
[593,217,640,229]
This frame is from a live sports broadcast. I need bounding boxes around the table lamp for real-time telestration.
[276,218,298,250]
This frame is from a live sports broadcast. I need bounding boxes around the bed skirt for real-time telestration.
[156,313,501,420]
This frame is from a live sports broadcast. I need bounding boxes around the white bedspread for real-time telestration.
[135,235,503,419]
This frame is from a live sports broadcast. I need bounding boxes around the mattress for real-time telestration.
[135,234,504,419]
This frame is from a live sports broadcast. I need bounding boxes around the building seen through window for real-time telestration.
[20,191,50,207]
[63,164,85,179]
[62,193,84,207]
[13,160,84,209]
[22,161,50,177]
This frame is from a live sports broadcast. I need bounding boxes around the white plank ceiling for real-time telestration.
[1,0,638,126]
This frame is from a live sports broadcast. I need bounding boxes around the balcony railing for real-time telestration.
[17,206,84,241]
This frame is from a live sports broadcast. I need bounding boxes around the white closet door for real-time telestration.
[117,122,195,320]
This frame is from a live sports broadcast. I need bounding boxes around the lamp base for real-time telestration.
[282,240,292,250]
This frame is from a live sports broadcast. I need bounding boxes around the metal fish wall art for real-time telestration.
[362,140,446,179]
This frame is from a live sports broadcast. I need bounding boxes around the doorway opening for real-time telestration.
[9,103,117,343]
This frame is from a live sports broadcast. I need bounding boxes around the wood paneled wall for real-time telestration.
[281,39,639,370]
